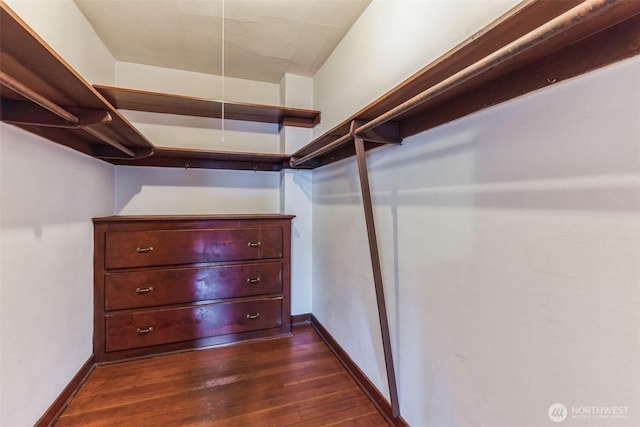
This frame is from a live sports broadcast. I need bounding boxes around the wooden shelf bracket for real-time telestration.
[354,131,400,420]
[290,120,401,167]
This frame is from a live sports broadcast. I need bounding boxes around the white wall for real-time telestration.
[115,61,280,104]
[312,1,640,426]
[0,126,114,427]
[313,0,519,135]
[280,74,314,315]
[4,0,115,85]
[0,2,116,426]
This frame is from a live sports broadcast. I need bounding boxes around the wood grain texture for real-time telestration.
[104,227,279,269]
[105,298,283,352]
[94,216,293,363]
[53,324,390,426]
[105,261,283,310]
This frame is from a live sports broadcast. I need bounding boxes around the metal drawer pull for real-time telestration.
[136,246,154,253]
[247,241,261,248]
[246,277,261,284]
[246,313,260,320]
[135,286,154,294]
[136,326,154,335]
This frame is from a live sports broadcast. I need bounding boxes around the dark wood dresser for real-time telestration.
[93,215,294,362]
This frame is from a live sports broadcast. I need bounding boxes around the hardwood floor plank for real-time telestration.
[297,390,379,421]
[55,324,389,426]
[205,388,369,426]
[63,352,342,414]
[326,412,392,426]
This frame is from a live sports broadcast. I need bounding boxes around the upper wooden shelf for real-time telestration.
[291,0,640,168]
[107,147,297,172]
[0,2,155,160]
[94,85,321,129]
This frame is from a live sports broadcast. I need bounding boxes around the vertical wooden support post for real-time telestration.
[354,135,400,419]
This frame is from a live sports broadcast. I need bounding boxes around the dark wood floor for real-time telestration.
[54,324,389,426]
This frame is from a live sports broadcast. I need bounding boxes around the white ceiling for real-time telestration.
[74,0,371,83]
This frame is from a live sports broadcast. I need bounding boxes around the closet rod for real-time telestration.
[0,70,79,124]
[0,71,139,157]
[291,0,620,168]
[354,0,618,137]
[83,126,136,157]
[290,132,353,168]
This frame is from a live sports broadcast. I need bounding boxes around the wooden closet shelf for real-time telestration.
[105,147,305,172]
[291,0,640,169]
[0,2,155,160]
[94,85,321,129]
[3,1,638,172]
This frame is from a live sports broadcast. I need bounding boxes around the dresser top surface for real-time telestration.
[93,214,296,223]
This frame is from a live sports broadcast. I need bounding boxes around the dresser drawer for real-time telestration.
[105,262,283,310]
[105,227,283,269]
[105,298,282,352]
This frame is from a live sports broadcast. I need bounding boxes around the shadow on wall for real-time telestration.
[121,111,279,134]
[0,123,115,230]
[292,169,313,200]
[314,58,640,214]
[120,111,281,152]
[114,166,281,215]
